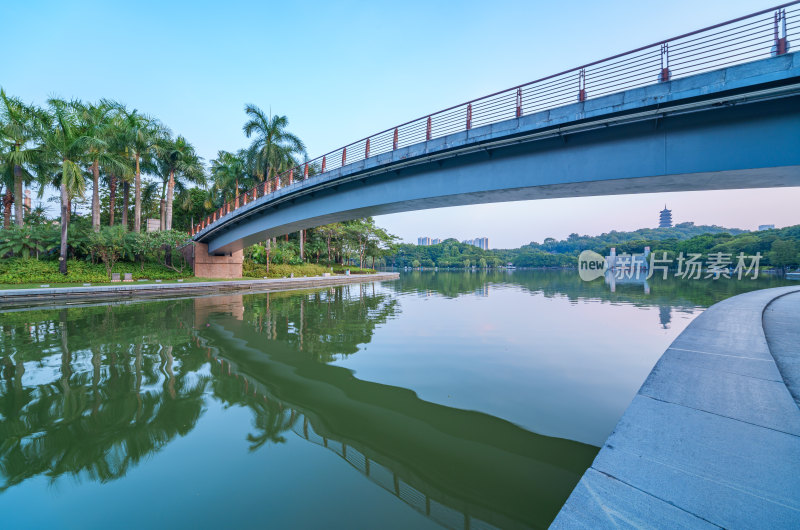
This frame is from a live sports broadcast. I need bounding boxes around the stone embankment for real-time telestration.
[553,286,800,528]
[0,273,400,308]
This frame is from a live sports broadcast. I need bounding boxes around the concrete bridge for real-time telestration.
[187,4,800,277]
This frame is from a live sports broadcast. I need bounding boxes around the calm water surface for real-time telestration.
[0,270,793,529]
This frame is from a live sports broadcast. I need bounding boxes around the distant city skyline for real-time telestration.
[418,236,489,250]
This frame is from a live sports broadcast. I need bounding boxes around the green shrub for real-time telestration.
[243,261,329,279]
[0,259,193,285]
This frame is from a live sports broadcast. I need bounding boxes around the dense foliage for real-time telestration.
[0,259,191,284]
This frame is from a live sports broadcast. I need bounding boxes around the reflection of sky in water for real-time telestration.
[333,282,701,447]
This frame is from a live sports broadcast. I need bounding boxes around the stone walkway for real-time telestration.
[552,286,800,529]
[0,273,400,308]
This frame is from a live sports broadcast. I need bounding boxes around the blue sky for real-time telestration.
[4,0,798,247]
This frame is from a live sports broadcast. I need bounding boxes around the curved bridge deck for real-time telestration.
[553,286,800,528]
[194,51,800,255]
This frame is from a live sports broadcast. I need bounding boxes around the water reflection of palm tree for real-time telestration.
[245,400,297,451]
[0,301,210,491]
[239,287,400,362]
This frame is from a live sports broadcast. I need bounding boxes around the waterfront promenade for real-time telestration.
[0,273,400,308]
[553,286,800,528]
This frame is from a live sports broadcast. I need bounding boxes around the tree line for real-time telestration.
[0,90,204,274]
[387,223,800,270]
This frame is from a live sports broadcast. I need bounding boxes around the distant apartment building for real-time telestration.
[417,236,432,246]
[461,237,489,250]
[758,224,775,231]
[659,206,673,228]
[432,238,442,245]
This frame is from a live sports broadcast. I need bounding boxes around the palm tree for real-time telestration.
[242,104,306,256]
[210,150,246,205]
[0,89,38,227]
[101,111,133,227]
[74,100,127,232]
[153,134,204,230]
[36,99,94,274]
[242,104,305,185]
[117,106,164,232]
[0,161,14,228]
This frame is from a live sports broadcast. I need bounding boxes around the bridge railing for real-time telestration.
[191,1,800,236]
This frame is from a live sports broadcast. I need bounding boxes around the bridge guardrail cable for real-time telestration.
[191,1,800,237]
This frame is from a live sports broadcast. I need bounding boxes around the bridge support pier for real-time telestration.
[183,242,243,279]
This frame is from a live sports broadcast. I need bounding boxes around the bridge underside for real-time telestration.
[195,54,800,261]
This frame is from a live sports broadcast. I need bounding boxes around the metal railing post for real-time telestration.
[774,8,789,55]
[341,147,346,166]
[304,163,309,178]
[392,128,398,150]
[321,155,326,173]
[466,103,472,130]
[426,116,432,140]
[578,69,586,101]
[365,138,370,158]
[659,43,671,82]
[516,87,522,118]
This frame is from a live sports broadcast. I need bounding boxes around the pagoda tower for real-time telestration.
[659,205,673,228]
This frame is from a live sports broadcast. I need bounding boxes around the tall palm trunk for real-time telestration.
[59,182,69,275]
[134,153,141,232]
[326,236,331,262]
[91,159,100,231]
[2,188,12,229]
[299,230,304,261]
[165,170,175,230]
[13,164,23,226]
[109,174,117,226]
[122,181,130,229]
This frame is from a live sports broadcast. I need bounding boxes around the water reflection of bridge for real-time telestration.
[211,349,498,530]
[191,294,598,529]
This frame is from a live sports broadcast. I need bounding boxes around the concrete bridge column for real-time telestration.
[182,242,243,279]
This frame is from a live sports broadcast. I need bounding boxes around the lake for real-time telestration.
[0,270,793,529]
